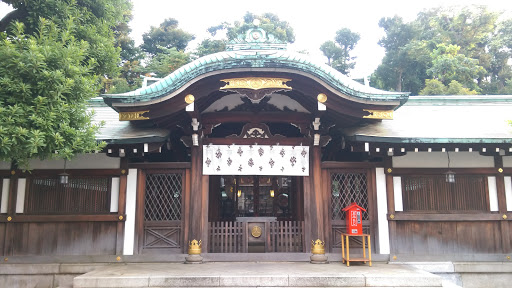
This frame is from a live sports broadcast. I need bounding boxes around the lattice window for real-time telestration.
[402,175,489,211]
[331,172,368,221]
[25,176,111,214]
[145,173,182,221]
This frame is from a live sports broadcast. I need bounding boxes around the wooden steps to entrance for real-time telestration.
[73,262,444,288]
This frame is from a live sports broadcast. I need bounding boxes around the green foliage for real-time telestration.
[0,19,104,169]
[320,28,360,75]
[140,18,195,57]
[427,44,485,90]
[194,39,226,58]
[145,47,191,78]
[106,60,143,94]
[372,5,512,95]
[208,12,295,43]
[0,0,132,77]
[419,79,478,95]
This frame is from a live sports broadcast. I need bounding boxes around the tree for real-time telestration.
[320,28,360,75]
[208,12,295,43]
[140,18,195,57]
[419,79,478,95]
[144,47,191,78]
[0,19,103,169]
[372,16,429,93]
[194,39,226,58]
[427,44,485,91]
[0,0,132,76]
[372,6,512,95]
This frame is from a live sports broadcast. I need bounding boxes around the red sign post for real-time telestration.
[342,202,366,235]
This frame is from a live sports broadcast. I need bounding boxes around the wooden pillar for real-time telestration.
[305,145,325,252]
[115,158,128,255]
[188,140,208,251]
[384,157,396,256]
[3,164,18,256]
[495,156,510,253]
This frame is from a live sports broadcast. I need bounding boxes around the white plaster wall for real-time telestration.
[28,153,120,169]
[1,179,9,213]
[15,178,26,213]
[110,177,120,213]
[375,168,390,254]
[0,161,11,170]
[503,156,512,168]
[505,176,512,211]
[393,177,403,212]
[488,176,499,212]
[393,152,494,168]
[124,169,138,255]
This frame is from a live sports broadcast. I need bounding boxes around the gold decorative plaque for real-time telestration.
[220,77,292,90]
[363,109,394,120]
[119,110,150,121]
[251,226,262,238]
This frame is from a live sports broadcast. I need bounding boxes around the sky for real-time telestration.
[1,0,511,78]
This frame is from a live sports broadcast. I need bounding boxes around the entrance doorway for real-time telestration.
[208,175,304,253]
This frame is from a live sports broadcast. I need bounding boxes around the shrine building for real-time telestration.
[1,26,512,265]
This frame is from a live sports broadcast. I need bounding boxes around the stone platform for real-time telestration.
[73,262,443,288]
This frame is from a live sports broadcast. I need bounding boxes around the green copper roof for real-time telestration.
[102,51,408,106]
[343,95,512,144]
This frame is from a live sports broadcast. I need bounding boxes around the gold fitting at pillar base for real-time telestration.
[188,239,202,255]
[116,256,121,261]
[311,239,325,254]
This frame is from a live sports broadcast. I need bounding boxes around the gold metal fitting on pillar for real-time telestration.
[185,239,203,264]
[311,239,325,255]
[188,239,202,255]
[310,239,328,264]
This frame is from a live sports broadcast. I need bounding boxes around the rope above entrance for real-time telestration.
[203,144,309,176]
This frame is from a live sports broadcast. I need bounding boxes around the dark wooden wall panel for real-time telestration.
[394,221,502,255]
[9,222,117,256]
[0,223,5,253]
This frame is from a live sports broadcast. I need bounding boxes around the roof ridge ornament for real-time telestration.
[226,27,287,51]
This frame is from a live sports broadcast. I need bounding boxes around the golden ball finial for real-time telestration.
[317,93,327,103]
[185,94,195,104]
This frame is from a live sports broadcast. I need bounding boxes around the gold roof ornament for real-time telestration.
[311,239,325,255]
[220,77,292,90]
[119,110,150,121]
[363,109,393,120]
[188,239,202,255]
[317,93,327,103]
[185,94,195,104]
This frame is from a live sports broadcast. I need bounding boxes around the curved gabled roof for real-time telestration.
[103,49,409,107]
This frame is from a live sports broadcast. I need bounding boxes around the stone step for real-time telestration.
[73,262,443,288]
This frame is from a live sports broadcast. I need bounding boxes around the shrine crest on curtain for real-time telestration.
[203,144,309,176]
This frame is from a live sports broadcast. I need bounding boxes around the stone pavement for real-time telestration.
[73,262,444,288]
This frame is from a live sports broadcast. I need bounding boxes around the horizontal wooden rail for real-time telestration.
[0,214,126,223]
[3,169,128,177]
[389,168,500,175]
[388,212,511,221]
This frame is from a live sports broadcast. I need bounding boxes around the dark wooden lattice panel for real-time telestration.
[143,222,181,249]
[331,173,369,221]
[144,173,182,221]
[331,224,370,249]
[25,177,111,214]
[401,175,489,211]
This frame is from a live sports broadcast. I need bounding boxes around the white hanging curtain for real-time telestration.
[203,144,309,176]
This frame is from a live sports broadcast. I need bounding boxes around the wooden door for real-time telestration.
[138,169,184,254]
[327,168,376,252]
